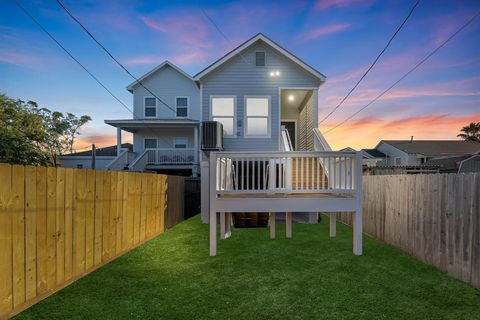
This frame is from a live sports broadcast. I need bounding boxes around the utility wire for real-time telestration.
[323,11,480,135]
[55,0,177,115]
[201,8,249,64]
[13,0,174,147]
[318,0,421,125]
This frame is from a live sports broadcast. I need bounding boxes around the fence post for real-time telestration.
[209,153,217,256]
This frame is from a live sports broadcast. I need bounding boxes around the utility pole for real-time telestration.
[91,144,96,170]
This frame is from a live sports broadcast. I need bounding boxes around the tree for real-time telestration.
[457,122,480,142]
[0,94,91,166]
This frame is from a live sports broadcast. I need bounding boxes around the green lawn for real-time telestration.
[14,215,480,320]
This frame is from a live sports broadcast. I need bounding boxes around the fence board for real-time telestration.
[338,173,480,288]
[0,164,182,319]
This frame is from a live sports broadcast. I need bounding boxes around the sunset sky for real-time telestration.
[1,0,479,151]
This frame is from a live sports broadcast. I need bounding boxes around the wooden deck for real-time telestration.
[219,192,354,199]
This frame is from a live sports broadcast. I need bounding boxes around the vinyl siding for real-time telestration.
[131,65,200,120]
[298,94,314,151]
[133,127,196,154]
[200,41,321,151]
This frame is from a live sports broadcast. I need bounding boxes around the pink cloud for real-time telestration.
[315,0,375,11]
[141,17,168,33]
[0,50,39,67]
[124,51,209,66]
[297,23,351,42]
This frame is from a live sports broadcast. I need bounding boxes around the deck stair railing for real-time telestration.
[106,148,130,170]
[213,151,358,194]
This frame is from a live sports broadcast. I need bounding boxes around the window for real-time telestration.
[394,157,401,165]
[245,97,270,137]
[144,138,157,149]
[211,97,236,137]
[255,51,265,66]
[176,97,188,118]
[144,97,156,117]
[76,164,83,169]
[174,137,187,149]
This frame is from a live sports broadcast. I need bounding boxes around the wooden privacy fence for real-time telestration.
[0,164,184,318]
[337,173,480,288]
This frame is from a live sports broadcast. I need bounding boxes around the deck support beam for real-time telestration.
[286,212,292,238]
[329,213,336,237]
[353,152,363,255]
[209,211,217,256]
[220,212,231,240]
[269,212,276,239]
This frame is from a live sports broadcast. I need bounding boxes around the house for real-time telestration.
[375,140,480,166]
[341,147,385,167]
[105,33,364,256]
[424,154,480,173]
[59,143,132,169]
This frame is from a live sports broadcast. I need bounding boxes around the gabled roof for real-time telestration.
[193,33,326,81]
[378,140,480,157]
[363,149,386,158]
[126,61,193,92]
[61,143,133,157]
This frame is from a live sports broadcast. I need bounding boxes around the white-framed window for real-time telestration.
[174,137,188,149]
[244,96,270,137]
[144,138,157,149]
[175,96,189,118]
[210,96,236,137]
[255,51,266,66]
[144,97,157,118]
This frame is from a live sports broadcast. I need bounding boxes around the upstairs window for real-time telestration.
[245,97,270,137]
[176,97,188,118]
[174,137,187,149]
[144,97,156,117]
[144,138,157,149]
[211,97,236,137]
[255,51,265,66]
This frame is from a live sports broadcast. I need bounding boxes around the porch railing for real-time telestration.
[106,148,130,170]
[145,148,196,164]
[212,151,361,194]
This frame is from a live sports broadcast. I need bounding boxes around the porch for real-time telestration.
[206,150,363,256]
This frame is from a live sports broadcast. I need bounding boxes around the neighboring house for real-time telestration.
[341,147,385,167]
[105,34,364,257]
[375,140,480,166]
[424,154,480,173]
[60,143,133,170]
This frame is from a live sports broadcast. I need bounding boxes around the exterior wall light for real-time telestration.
[270,70,281,77]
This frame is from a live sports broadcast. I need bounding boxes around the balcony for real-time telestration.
[129,148,197,172]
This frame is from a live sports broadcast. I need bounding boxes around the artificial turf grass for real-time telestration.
[14,215,480,320]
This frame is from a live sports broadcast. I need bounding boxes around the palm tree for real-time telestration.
[457,122,480,142]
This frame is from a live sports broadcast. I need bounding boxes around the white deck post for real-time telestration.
[286,212,292,238]
[353,152,363,255]
[225,213,232,238]
[329,213,336,237]
[116,127,122,156]
[194,126,199,164]
[269,212,276,239]
[220,212,226,240]
[209,153,217,256]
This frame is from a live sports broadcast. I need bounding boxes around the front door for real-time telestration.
[281,121,296,150]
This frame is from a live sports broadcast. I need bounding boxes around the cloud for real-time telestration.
[315,0,375,11]
[0,50,39,67]
[124,51,209,66]
[297,23,351,42]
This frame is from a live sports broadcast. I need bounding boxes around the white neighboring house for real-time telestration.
[375,140,480,166]
[105,33,364,256]
[59,143,133,170]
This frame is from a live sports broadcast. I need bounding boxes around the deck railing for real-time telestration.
[212,151,361,194]
[106,148,130,170]
[146,148,196,164]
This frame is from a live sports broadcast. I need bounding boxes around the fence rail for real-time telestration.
[146,148,196,165]
[337,173,480,288]
[0,164,183,318]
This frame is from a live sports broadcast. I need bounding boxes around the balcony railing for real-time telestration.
[145,148,196,165]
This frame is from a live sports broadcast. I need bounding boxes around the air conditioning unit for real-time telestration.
[201,121,223,150]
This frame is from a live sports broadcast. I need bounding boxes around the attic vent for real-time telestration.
[255,51,265,66]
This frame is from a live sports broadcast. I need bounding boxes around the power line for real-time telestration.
[318,0,421,125]
[54,0,177,115]
[13,0,174,148]
[323,11,480,135]
[12,0,134,116]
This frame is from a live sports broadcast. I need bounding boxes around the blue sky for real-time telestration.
[1,0,479,149]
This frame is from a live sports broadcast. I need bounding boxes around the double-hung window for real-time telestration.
[174,137,187,149]
[244,97,270,137]
[176,97,188,118]
[144,138,157,149]
[211,97,236,137]
[144,97,157,117]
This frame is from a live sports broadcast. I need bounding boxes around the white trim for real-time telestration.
[281,119,298,149]
[175,96,189,118]
[244,96,271,138]
[143,96,157,118]
[209,95,237,138]
[127,61,193,92]
[173,136,188,149]
[194,34,326,81]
